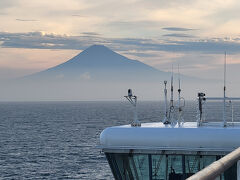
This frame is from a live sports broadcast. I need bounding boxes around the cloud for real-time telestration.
[163,33,196,38]
[138,0,197,9]
[0,47,79,71]
[71,14,87,17]
[123,51,160,58]
[0,0,239,39]
[108,20,159,28]
[1,31,240,55]
[15,19,39,22]
[81,32,101,36]
[162,27,195,31]
[0,0,19,10]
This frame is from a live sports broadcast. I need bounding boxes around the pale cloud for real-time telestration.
[162,27,195,31]
[0,0,19,10]
[0,47,79,70]
[81,32,101,36]
[15,19,38,22]
[1,0,240,37]
[148,8,208,28]
[163,33,196,38]
[1,31,240,54]
[0,0,101,34]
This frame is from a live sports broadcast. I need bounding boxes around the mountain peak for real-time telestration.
[86,44,110,50]
[82,44,115,56]
[67,44,123,65]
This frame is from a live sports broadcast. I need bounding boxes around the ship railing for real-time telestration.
[186,147,240,180]
[197,96,240,127]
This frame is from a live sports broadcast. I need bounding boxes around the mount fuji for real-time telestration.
[26,45,170,82]
[2,45,210,101]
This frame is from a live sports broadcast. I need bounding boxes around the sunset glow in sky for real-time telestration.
[1,0,240,83]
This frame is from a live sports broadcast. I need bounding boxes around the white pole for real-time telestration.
[134,97,138,124]
[178,64,181,125]
[223,52,227,127]
[164,81,168,123]
[169,65,174,123]
[170,65,174,109]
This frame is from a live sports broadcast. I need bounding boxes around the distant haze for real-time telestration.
[0,45,229,101]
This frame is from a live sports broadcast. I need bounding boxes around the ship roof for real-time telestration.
[100,122,240,153]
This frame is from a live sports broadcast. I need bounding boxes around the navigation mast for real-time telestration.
[223,52,227,127]
[169,65,174,122]
[163,81,169,124]
[177,65,182,125]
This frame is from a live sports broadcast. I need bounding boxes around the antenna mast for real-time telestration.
[169,65,174,122]
[223,52,227,127]
[178,64,181,108]
[163,81,169,124]
[177,65,182,125]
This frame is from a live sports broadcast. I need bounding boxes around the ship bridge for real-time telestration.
[100,122,240,180]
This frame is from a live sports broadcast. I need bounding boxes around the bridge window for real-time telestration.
[105,153,237,180]
[152,155,166,180]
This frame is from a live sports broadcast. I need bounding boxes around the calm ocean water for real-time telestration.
[0,101,239,179]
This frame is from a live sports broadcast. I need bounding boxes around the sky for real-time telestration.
[1,0,240,89]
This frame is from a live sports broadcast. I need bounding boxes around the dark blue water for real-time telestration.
[0,101,239,179]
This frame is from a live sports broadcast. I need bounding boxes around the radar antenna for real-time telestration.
[124,89,141,127]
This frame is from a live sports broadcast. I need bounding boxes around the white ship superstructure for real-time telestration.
[99,57,240,180]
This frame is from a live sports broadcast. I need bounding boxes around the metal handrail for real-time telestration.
[186,147,240,180]
[197,96,240,127]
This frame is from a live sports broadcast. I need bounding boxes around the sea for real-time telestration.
[0,101,239,179]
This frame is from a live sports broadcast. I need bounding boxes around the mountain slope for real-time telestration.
[26,45,170,82]
[3,45,216,101]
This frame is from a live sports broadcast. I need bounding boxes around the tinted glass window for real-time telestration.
[105,153,237,180]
